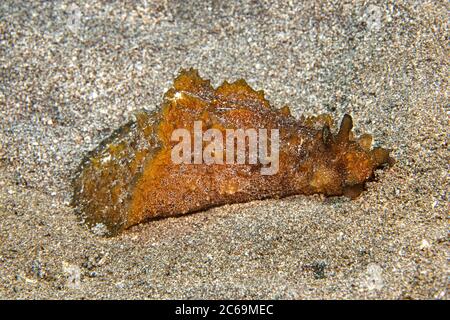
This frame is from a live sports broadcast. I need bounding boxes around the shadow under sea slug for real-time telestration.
[72,69,393,235]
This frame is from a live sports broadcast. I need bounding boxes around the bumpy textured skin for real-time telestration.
[72,69,393,235]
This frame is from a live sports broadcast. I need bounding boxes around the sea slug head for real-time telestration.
[309,114,393,198]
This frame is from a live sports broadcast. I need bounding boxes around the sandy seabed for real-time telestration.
[0,1,448,299]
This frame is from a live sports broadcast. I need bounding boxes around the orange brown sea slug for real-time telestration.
[72,69,393,235]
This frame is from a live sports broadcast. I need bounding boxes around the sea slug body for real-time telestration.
[72,69,393,235]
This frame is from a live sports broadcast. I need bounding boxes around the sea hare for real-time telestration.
[72,69,393,235]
